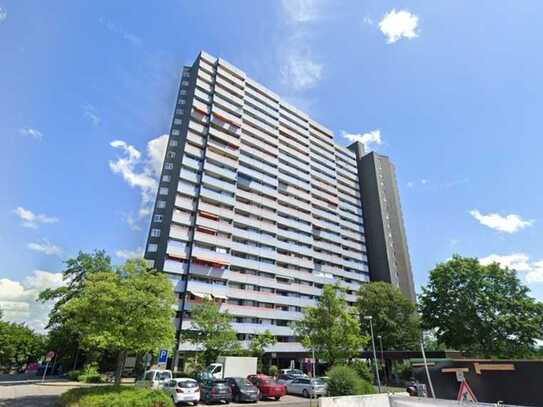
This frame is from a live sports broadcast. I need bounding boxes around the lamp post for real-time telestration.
[364,316,381,393]
[377,335,386,386]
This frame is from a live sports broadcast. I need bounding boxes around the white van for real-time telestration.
[135,369,173,389]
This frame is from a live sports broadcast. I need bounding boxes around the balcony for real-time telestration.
[244,104,279,130]
[205,149,238,169]
[197,69,214,84]
[214,83,244,108]
[167,239,190,258]
[241,127,279,153]
[340,209,364,225]
[278,139,310,165]
[211,105,242,129]
[279,107,308,131]
[163,259,188,275]
[276,218,312,237]
[207,138,239,160]
[278,151,310,174]
[177,182,198,198]
[180,169,200,184]
[186,279,228,299]
[340,227,365,243]
[243,114,278,139]
[194,87,212,104]
[312,188,339,207]
[186,131,204,147]
[336,166,359,184]
[202,173,236,193]
[235,201,276,222]
[217,62,246,88]
[188,120,207,136]
[231,323,294,336]
[276,253,313,269]
[175,196,196,212]
[222,303,303,322]
[238,165,277,188]
[185,143,204,159]
[196,215,233,234]
[208,126,240,148]
[237,176,277,198]
[313,229,342,244]
[229,256,276,274]
[233,214,277,234]
[172,210,193,226]
[169,225,191,242]
[200,187,235,207]
[239,154,278,179]
[276,202,312,223]
[274,240,313,258]
[278,160,309,183]
[227,287,316,309]
[312,206,339,223]
[193,230,231,248]
[313,239,340,253]
[278,171,310,192]
[231,227,276,247]
[204,160,237,181]
[235,188,277,211]
[244,95,279,120]
[312,217,341,234]
[215,76,244,99]
[312,251,343,265]
[191,246,231,265]
[230,241,276,261]
[181,155,202,172]
[279,117,309,143]
[278,125,309,150]
[310,134,335,157]
[195,78,213,93]
[189,263,229,280]
[240,143,277,165]
[198,201,234,220]
[245,79,279,106]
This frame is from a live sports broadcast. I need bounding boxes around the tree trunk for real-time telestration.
[114,351,126,385]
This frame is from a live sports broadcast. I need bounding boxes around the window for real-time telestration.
[181,81,189,86]
[179,100,186,105]
[165,163,174,170]
[147,243,158,252]
[175,108,183,115]
[167,151,176,159]
[169,140,178,147]
[180,90,187,95]
[154,214,163,223]
[159,187,168,195]
[151,228,161,237]
[162,175,171,183]
[157,200,166,209]
[171,129,180,136]
[182,71,190,78]
[174,118,182,125]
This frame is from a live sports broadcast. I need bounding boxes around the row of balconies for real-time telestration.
[243,113,277,138]
[237,176,277,198]
[203,159,237,181]
[235,188,277,211]
[238,162,277,187]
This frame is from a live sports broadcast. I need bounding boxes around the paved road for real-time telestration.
[0,375,312,407]
[0,375,82,407]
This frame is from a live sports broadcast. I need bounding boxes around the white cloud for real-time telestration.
[109,135,168,228]
[115,247,144,260]
[421,179,429,185]
[469,210,533,234]
[342,129,382,151]
[281,0,322,23]
[379,9,419,44]
[0,270,64,332]
[19,127,43,141]
[280,50,323,91]
[480,254,543,284]
[0,7,7,23]
[27,239,62,256]
[83,104,101,126]
[13,207,58,229]
[407,181,414,188]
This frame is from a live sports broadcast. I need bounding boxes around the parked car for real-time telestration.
[279,369,307,377]
[163,378,200,405]
[276,374,297,385]
[135,369,173,389]
[225,377,259,403]
[200,379,232,404]
[286,378,327,398]
[247,374,286,401]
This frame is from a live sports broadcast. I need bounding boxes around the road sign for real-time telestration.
[455,370,465,382]
[158,349,168,365]
[45,351,56,362]
[457,380,477,402]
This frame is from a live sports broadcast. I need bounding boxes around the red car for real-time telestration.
[247,374,286,401]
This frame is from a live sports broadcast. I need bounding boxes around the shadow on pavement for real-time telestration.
[0,395,57,407]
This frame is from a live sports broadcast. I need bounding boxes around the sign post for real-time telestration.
[42,351,56,383]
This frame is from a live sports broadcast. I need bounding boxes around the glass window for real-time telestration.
[147,243,158,252]
[172,129,180,136]
[182,81,189,86]
[174,118,182,125]
[154,214,163,223]
[170,140,178,147]
[165,163,174,170]
[159,187,168,195]
[157,200,166,209]
[151,229,161,237]
[167,151,176,159]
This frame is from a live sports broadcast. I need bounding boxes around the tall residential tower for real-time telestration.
[144,51,414,368]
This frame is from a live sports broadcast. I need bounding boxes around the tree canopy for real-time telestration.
[42,253,176,383]
[184,297,239,365]
[357,282,421,350]
[249,329,276,371]
[418,255,543,358]
[0,313,45,370]
[295,284,368,365]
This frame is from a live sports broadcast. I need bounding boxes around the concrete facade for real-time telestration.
[144,51,414,359]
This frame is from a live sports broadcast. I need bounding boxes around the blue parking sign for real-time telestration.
[158,349,168,364]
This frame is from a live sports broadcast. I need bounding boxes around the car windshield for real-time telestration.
[311,379,325,385]
[290,370,304,375]
[235,378,252,386]
[179,380,198,388]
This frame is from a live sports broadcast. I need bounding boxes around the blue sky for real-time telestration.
[1,0,542,330]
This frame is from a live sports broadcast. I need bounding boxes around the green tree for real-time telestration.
[46,258,175,383]
[357,282,421,350]
[0,320,46,370]
[419,255,543,358]
[294,285,368,366]
[184,297,239,365]
[249,330,276,371]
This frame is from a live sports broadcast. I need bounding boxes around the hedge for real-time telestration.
[326,365,375,396]
[58,386,174,407]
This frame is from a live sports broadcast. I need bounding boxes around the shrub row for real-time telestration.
[326,365,375,396]
[58,386,173,407]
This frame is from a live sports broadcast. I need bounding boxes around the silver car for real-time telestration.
[286,378,327,398]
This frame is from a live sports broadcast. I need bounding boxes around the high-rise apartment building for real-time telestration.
[144,51,414,367]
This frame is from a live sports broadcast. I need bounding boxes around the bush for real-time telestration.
[268,365,278,377]
[67,370,81,381]
[326,365,375,396]
[77,365,104,384]
[350,360,374,384]
[59,386,174,407]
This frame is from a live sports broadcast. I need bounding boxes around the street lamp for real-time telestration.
[377,335,386,386]
[364,316,381,393]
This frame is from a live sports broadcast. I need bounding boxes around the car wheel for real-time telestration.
[274,396,280,401]
[302,389,309,398]
[193,402,199,406]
